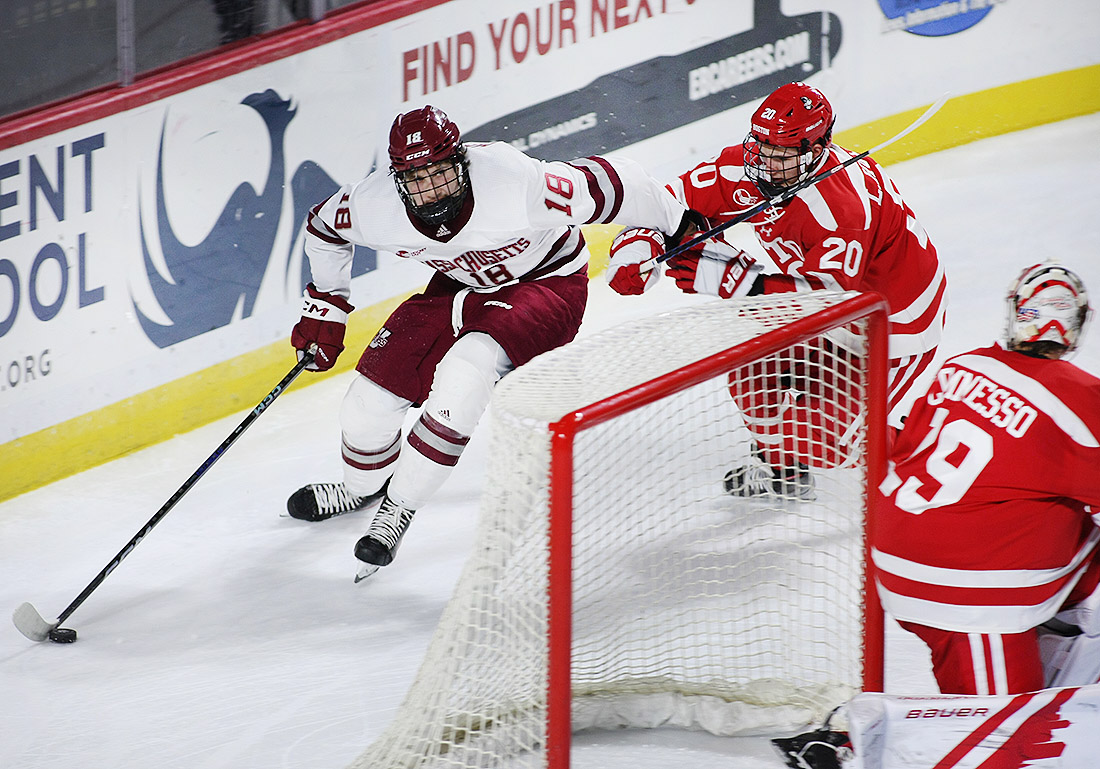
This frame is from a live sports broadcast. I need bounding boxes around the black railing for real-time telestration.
[0,0,365,120]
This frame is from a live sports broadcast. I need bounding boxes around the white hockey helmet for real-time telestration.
[1004,263,1091,355]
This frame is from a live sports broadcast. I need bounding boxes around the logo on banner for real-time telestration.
[133,89,378,348]
[464,0,843,160]
[878,0,1003,36]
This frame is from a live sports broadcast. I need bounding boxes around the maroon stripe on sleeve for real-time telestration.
[306,201,349,244]
[567,160,606,225]
[583,155,624,224]
[524,230,586,281]
[307,216,349,245]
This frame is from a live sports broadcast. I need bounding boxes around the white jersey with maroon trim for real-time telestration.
[873,343,1100,633]
[305,141,686,297]
[669,143,947,360]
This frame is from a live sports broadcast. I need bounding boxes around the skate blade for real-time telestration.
[354,563,381,583]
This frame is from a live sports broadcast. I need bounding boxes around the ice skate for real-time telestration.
[286,481,387,521]
[723,462,816,502]
[353,495,416,579]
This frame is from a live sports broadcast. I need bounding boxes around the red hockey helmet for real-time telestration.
[743,82,835,196]
[1005,263,1092,356]
[749,82,834,149]
[388,106,469,224]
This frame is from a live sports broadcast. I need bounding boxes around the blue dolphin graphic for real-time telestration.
[286,158,379,294]
[136,89,295,347]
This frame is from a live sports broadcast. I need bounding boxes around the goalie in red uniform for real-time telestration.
[606,82,947,500]
[875,263,1099,694]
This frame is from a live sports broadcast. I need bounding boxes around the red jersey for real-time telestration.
[670,144,947,360]
[873,343,1100,633]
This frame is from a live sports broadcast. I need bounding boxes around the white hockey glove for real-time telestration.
[666,242,763,299]
[606,227,665,295]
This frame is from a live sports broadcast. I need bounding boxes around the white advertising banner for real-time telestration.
[1,0,1097,446]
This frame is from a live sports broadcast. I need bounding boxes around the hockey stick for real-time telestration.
[647,93,949,268]
[12,349,316,643]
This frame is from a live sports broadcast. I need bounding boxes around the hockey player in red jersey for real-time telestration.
[286,106,691,579]
[606,82,946,500]
[874,263,1099,694]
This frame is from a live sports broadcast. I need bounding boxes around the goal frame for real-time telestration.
[545,292,890,767]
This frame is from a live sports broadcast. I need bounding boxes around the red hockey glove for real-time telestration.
[291,283,354,371]
[666,246,763,299]
[606,227,665,295]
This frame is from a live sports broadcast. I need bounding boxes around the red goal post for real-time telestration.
[350,290,889,769]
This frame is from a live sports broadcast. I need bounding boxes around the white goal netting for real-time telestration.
[351,292,884,769]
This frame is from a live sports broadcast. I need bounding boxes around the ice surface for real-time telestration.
[2,113,1098,769]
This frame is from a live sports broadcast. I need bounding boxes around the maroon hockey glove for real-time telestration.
[606,227,665,295]
[291,283,354,371]
[666,247,762,299]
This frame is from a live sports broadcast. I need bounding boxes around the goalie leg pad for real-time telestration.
[846,687,1100,769]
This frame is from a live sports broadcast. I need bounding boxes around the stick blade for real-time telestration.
[13,602,57,642]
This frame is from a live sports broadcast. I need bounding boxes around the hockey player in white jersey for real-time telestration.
[286,105,690,579]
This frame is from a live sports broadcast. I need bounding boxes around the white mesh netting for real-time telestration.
[350,292,877,769]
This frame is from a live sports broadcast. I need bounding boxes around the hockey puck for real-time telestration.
[48,627,78,644]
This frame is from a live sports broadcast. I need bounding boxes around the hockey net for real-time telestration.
[350,291,888,769]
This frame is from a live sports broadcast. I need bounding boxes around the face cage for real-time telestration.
[393,156,469,225]
[742,133,822,197]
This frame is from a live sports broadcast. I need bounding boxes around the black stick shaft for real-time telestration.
[53,353,314,626]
